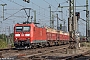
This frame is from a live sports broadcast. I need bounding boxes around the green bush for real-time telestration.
[0,39,7,49]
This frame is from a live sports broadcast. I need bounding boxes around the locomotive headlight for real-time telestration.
[25,34,30,36]
[15,38,18,41]
[15,34,20,36]
[16,38,18,40]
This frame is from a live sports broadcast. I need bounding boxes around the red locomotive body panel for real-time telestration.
[32,26,47,43]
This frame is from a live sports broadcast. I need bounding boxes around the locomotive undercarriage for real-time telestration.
[14,40,49,49]
[14,40,30,49]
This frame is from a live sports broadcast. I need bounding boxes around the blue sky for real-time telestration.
[0,0,90,36]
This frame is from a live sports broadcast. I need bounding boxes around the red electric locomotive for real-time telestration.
[14,22,69,48]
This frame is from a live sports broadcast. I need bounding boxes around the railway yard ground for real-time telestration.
[0,42,90,60]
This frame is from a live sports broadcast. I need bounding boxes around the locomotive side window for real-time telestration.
[23,26,30,32]
[16,26,23,32]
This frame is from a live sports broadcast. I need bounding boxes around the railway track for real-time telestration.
[1,44,68,60]
[13,45,68,60]
[18,49,90,60]
[1,43,90,60]
[74,50,90,60]
[58,50,90,60]
[0,48,13,51]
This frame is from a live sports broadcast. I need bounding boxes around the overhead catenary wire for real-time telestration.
[36,12,49,19]
[0,0,6,4]
[4,9,22,20]
[29,1,51,20]
[75,0,85,11]
[54,0,68,11]
[7,0,25,7]
[42,0,68,22]
[76,0,83,6]
[0,0,26,19]
[43,0,57,9]
[79,20,86,26]
[4,9,21,10]
[30,1,51,21]
[0,0,26,20]
[1,0,50,14]
[79,20,86,34]
[0,10,26,19]
[54,0,59,4]
[1,0,63,21]
[59,0,68,5]
[31,1,49,12]
[79,20,86,33]
[0,0,50,22]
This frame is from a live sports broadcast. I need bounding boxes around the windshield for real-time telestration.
[23,26,30,32]
[16,26,30,32]
[16,26,23,32]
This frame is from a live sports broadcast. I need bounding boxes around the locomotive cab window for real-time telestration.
[23,26,30,32]
[16,26,23,32]
[15,26,30,32]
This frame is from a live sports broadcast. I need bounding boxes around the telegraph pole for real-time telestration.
[68,0,75,49]
[33,10,36,23]
[68,0,78,49]
[0,4,7,21]
[49,5,52,28]
[0,4,7,41]
[86,0,89,41]
[51,13,55,29]
[56,14,59,29]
